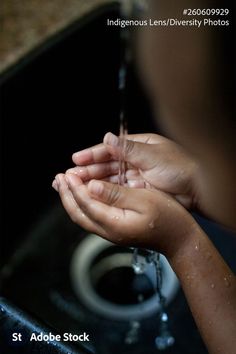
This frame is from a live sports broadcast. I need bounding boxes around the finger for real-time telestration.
[66,173,144,215]
[104,132,166,145]
[125,133,161,144]
[103,132,158,169]
[66,161,119,182]
[126,169,141,179]
[56,174,106,236]
[87,179,147,213]
[65,175,156,245]
[52,179,59,192]
[72,143,112,165]
[103,175,119,183]
[103,169,142,183]
[65,173,128,229]
[101,167,141,182]
[127,180,146,188]
[102,175,146,189]
[102,174,144,187]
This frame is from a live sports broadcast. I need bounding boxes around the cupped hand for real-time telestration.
[53,173,197,258]
[68,132,198,209]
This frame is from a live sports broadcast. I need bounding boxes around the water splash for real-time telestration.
[131,248,146,274]
[118,2,174,349]
[155,333,175,351]
[125,321,141,345]
[155,311,175,351]
[150,253,175,350]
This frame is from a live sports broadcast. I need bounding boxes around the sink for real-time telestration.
[1,3,235,354]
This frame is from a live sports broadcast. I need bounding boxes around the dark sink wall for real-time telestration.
[0,7,155,265]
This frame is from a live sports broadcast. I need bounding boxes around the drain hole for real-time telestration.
[93,266,155,305]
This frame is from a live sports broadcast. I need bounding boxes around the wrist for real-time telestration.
[167,221,206,274]
[151,201,202,261]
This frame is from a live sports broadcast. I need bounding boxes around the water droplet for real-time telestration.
[224,277,231,287]
[161,313,168,322]
[155,335,175,350]
[148,220,155,229]
[208,320,212,326]
[81,212,85,217]
[125,321,140,345]
[227,301,231,305]
[132,321,140,329]
[132,263,145,274]
[111,215,120,220]
[186,274,190,280]
[0,307,5,313]
[138,294,144,302]
[167,200,171,207]
[211,283,215,289]
[125,337,132,345]
[195,241,200,251]
[167,337,175,346]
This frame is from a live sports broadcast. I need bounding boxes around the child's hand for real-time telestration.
[68,132,198,209]
[54,173,197,259]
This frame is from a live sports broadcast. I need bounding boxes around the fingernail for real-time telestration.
[104,132,119,147]
[66,168,79,175]
[72,151,80,158]
[66,167,86,178]
[52,179,58,191]
[72,148,87,159]
[89,180,104,196]
[55,175,60,187]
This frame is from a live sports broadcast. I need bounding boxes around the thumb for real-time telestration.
[103,132,155,169]
[88,179,144,212]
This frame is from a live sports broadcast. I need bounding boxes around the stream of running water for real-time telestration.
[119,0,174,349]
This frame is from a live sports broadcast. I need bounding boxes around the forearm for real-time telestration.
[169,225,236,354]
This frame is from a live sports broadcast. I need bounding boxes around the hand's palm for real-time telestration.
[71,133,197,208]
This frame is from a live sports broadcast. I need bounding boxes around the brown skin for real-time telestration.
[137,0,235,229]
[67,132,198,209]
[170,228,236,354]
[53,131,236,354]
